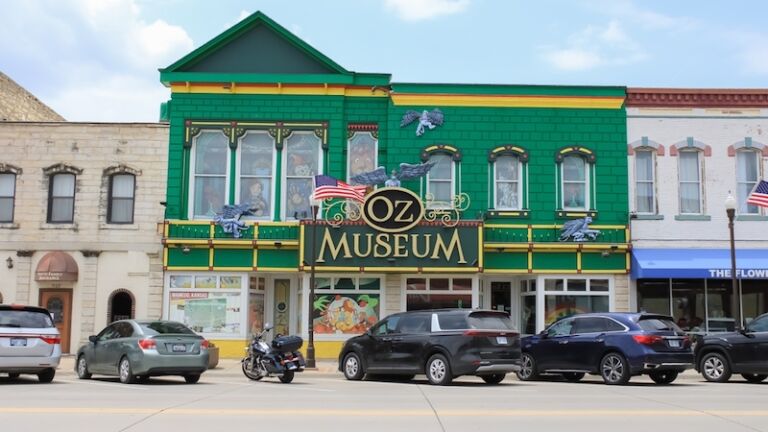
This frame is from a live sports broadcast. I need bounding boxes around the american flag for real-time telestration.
[746,180,768,208]
[313,175,367,202]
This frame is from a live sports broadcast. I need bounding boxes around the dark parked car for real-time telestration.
[695,312,768,383]
[517,313,693,385]
[338,309,521,385]
[75,320,209,384]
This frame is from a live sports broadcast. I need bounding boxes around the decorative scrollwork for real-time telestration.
[324,199,363,227]
[423,192,470,228]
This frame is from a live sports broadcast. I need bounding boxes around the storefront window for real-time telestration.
[312,277,381,335]
[638,279,671,315]
[671,279,705,332]
[248,276,266,335]
[406,277,472,311]
[707,279,736,332]
[742,280,768,324]
[521,294,536,335]
[544,295,609,326]
[167,274,245,337]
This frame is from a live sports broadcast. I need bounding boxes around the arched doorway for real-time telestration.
[108,290,134,322]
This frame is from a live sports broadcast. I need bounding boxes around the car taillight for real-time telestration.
[633,335,663,345]
[200,340,209,350]
[138,339,156,350]
[39,336,60,344]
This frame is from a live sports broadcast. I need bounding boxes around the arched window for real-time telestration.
[108,174,135,223]
[489,145,528,211]
[556,147,595,212]
[421,145,461,209]
[108,290,135,323]
[190,130,229,218]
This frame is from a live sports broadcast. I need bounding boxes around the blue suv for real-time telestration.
[516,313,694,385]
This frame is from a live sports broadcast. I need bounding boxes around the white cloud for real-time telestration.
[540,20,647,71]
[384,0,470,21]
[0,0,194,122]
[587,0,697,30]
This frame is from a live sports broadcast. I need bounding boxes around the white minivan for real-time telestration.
[0,304,61,382]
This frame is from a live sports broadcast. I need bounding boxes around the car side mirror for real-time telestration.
[538,330,549,339]
[739,327,755,337]
[88,335,98,343]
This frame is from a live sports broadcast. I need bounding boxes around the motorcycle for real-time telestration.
[241,323,305,383]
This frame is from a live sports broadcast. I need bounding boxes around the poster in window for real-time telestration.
[195,276,217,289]
[169,292,241,334]
[220,276,242,289]
[170,275,192,289]
[312,294,380,334]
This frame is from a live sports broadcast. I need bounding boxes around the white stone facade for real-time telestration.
[628,107,768,249]
[0,122,168,353]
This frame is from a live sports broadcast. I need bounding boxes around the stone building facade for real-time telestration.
[0,122,168,353]
[0,72,65,122]
[627,89,768,332]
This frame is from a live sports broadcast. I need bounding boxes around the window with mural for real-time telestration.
[312,277,381,335]
[283,131,321,220]
[167,274,243,336]
[347,131,377,182]
[543,278,609,325]
[238,131,275,219]
[494,155,521,210]
[191,131,229,218]
[406,277,472,311]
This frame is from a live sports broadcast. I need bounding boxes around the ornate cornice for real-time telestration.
[627,88,768,108]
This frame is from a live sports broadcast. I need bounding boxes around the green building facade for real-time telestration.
[160,12,630,358]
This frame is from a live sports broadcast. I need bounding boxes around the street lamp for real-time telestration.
[724,193,743,329]
[306,194,322,368]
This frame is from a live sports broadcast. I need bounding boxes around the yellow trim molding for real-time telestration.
[391,93,624,109]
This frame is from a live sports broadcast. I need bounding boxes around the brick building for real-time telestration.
[0,71,65,122]
[158,12,631,359]
[0,121,168,353]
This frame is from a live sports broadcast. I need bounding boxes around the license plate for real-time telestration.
[496,336,508,344]
[10,338,27,347]
[668,339,680,348]
[172,344,186,352]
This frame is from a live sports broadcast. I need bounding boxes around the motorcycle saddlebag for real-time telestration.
[272,335,303,353]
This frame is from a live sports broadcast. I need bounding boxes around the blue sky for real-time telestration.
[2,0,767,122]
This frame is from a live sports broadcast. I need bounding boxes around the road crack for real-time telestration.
[416,384,447,432]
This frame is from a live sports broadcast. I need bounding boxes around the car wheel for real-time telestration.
[279,370,294,384]
[701,352,731,383]
[741,373,768,383]
[342,352,365,381]
[8,373,20,379]
[481,374,506,385]
[562,372,585,382]
[184,374,201,384]
[425,353,453,386]
[600,352,630,385]
[76,355,92,379]
[37,368,55,383]
[118,356,136,384]
[649,371,678,385]
[516,353,539,381]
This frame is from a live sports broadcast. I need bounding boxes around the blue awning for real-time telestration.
[632,248,768,279]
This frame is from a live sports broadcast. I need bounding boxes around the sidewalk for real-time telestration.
[56,354,340,375]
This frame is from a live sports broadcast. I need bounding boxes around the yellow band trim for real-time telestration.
[391,94,624,109]
[170,83,388,98]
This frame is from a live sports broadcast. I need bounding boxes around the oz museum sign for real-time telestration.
[301,188,481,272]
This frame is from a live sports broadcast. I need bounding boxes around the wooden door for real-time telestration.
[40,289,73,353]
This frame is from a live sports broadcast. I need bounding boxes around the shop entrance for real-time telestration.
[39,289,72,353]
[490,281,512,315]
[248,275,299,340]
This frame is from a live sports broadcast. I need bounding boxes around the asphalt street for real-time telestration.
[1,357,767,432]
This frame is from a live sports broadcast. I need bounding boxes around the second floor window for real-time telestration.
[0,173,15,223]
[562,155,589,210]
[191,131,229,218]
[678,150,702,214]
[494,155,520,209]
[283,131,321,220]
[427,153,454,208]
[48,173,75,223]
[737,150,760,214]
[108,174,135,224]
[635,149,656,214]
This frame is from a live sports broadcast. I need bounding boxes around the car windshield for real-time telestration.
[637,317,682,332]
[468,313,516,331]
[0,310,54,328]
[139,321,196,335]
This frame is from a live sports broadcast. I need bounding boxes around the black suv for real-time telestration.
[338,309,521,385]
[695,312,768,383]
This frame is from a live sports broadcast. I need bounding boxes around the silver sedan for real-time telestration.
[75,320,209,384]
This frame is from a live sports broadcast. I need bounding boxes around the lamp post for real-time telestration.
[305,194,321,368]
[724,193,743,329]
